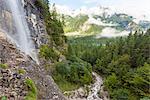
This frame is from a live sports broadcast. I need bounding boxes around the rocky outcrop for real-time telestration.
[23,0,49,48]
[0,31,66,100]
[0,68,28,100]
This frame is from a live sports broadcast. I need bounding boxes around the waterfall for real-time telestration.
[4,0,39,63]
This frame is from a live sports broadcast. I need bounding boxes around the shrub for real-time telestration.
[0,64,8,69]
[53,57,92,91]
[18,69,26,75]
[1,96,7,100]
[25,79,37,100]
[39,45,59,61]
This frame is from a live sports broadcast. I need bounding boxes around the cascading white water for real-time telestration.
[5,0,39,63]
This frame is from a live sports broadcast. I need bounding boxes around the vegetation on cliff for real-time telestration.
[35,0,66,46]
[25,79,37,100]
[35,0,93,91]
[0,64,8,69]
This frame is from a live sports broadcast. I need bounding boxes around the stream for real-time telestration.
[64,72,109,100]
[87,72,103,100]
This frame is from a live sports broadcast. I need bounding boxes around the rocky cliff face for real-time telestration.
[23,0,49,48]
[0,28,66,100]
[0,0,48,49]
[0,0,66,99]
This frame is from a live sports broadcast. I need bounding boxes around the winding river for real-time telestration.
[87,72,103,100]
[65,72,109,100]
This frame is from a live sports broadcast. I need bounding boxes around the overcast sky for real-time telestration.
[50,0,150,21]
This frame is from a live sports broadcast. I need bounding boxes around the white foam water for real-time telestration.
[5,0,39,63]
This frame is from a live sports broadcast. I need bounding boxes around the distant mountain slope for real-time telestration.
[64,14,89,33]
[60,6,150,36]
[139,20,150,30]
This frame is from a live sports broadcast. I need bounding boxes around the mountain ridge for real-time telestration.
[57,6,150,36]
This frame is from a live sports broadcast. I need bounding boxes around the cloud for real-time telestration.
[96,27,130,38]
[53,5,73,15]
[87,16,117,26]
[83,0,150,21]
[83,0,99,4]
[109,0,150,22]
